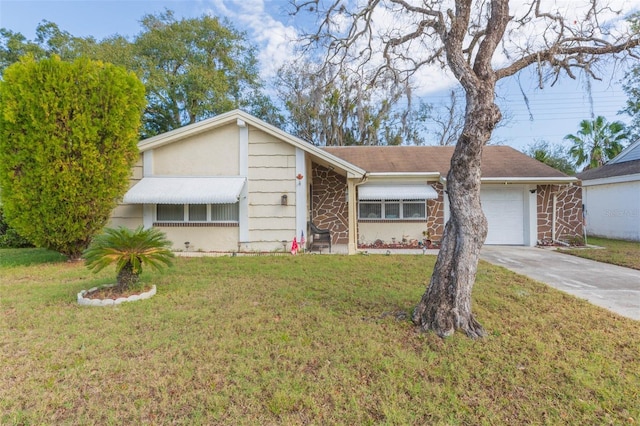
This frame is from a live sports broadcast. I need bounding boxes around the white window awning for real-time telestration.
[123,177,246,204]
[358,184,438,200]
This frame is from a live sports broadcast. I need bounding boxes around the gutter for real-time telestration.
[439,176,578,185]
[366,172,441,180]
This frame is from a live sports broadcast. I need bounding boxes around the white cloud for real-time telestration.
[205,0,300,79]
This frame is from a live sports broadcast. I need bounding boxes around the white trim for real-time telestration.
[479,177,577,184]
[238,120,249,243]
[440,176,576,184]
[143,151,153,177]
[143,204,154,229]
[526,185,537,246]
[296,148,307,242]
[366,172,441,179]
[581,173,640,186]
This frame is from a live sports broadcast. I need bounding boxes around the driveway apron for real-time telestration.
[480,246,640,321]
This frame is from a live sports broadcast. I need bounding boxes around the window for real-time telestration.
[156,203,239,223]
[157,204,184,221]
[358,200,427,220]
[359,202,382,219]
[189,205,207,222]
[211,203,239,222]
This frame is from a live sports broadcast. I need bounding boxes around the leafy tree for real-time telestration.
[84,226,174,292]
[0,21,96,71]
[133,10,282,137]
[0,205,32,248]
[0,56,146,258]
[276,60,417,145]
[1,12,283,137]
[524,140,576,175]
[564,116,629,170]
[295,0,640,337]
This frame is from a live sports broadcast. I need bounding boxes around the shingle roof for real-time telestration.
[577,159,640,181]
[322,145,569,178]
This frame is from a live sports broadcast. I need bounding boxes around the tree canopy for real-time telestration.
[564,115,629,170]
[276,60,419,145]
[0,56,146,258]
[524,140,576,175]
[0,12,283,137]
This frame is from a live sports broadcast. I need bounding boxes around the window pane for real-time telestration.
[189,204,207,221]
[385,202,400,219]
[157,204,184,221]
[360,202,381,219]
[403,202,426,219]
[211,203,239,222]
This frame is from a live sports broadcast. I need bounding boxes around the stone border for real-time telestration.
[77,284,156,307]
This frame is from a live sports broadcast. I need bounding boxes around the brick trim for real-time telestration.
[153,222,238,228]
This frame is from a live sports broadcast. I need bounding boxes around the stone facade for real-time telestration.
[426,182,445,242]
[537,184,583,243]
[311,164,349,244]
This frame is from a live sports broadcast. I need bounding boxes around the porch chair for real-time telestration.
[309,221,332,253]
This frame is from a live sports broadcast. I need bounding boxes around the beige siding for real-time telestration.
[109,217,144,229]
[109,204,143,229]
[249,180,295,193]
[249,204,296,218]
[247,127,297,248]
[153,123,239,176]
[249,192,296,206]
[248,155,292,168]
[109,157,144,228]
[156,226,239,252]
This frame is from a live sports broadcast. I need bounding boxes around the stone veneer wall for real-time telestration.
[426,182,445,242]
[311,164,349,244]
[537,184,583,243]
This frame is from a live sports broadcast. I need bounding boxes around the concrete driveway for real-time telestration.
[480,246,640,321]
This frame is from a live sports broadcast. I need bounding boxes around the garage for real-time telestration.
[481,186,525,245]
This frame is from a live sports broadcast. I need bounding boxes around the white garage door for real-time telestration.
[481,187,524,245]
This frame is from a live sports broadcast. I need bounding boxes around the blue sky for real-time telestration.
[0,0,635,151]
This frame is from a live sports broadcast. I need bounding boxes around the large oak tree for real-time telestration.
[294,0,640,337]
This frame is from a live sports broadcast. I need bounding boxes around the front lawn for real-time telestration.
[1,250,638,424]
[561,236,640,270]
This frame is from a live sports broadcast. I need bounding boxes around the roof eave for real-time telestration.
[366,172,442,180]
[439,176,578,184]
[137,110,366,178]
[581,173,640,186]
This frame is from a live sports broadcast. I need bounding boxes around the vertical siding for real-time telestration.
[247,127,296,250]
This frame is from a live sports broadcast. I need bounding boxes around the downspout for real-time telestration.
[348,173,368,254]
[552,193,557,243]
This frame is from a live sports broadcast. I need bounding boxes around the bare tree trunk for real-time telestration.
[413,84,500,338]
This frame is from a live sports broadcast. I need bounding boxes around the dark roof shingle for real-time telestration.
[322,145,569,178]
[577,159,640,181]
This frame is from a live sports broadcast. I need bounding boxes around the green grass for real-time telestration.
[1,252,638,425]
[561,236,640,270]
[0,247,67,267]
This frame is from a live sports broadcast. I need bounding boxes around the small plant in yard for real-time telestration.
[84,226,174,292]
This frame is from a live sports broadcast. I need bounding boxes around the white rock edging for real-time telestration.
[77,285,156,306]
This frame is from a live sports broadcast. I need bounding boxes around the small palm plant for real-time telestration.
[84,226,174,292]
